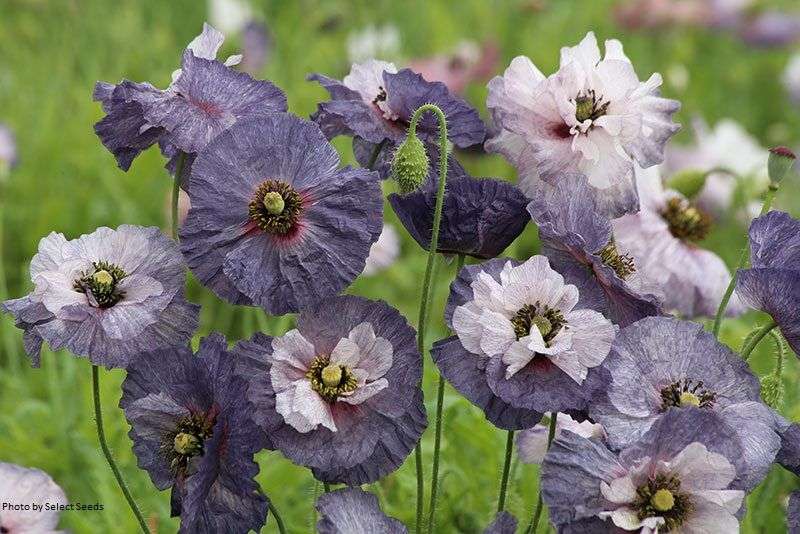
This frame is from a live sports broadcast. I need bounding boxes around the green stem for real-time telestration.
[712,184,778,338]
[407,103,449,534]
[426,255,465,533]
[171,151,187,240]
[770,330,785,375]
[268,501,287,534]
[525,414,558,534]
[496,430,516,513]
[310,479,321,533]
[92,365,150,534]
[740,319,778,361]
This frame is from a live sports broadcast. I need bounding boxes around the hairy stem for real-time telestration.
[496,430,516,513]
[92,365,151,534]
[525,414,558,534]
[740,319,778,361]
[406,103,449,534]
[171,151,187,241]
[712,184,777,337]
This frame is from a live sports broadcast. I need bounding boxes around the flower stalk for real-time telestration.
[740,319,778,361]
[496,430,516,513]
[525,414,558,534]
[92,365,151,534]
[171,151,187,240]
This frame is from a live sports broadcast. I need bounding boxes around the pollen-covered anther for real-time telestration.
[633,474,693,531]
[660,197,711,242]
[511,302,566,345]
[660,378,716,411]
[574,89,610,124]
[598,239,636,279]
[248,179,303,236]
[73,260,127,308]
[174,432,202,456]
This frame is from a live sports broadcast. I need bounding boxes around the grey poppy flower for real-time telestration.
[0,462,68,533]
[542,408,747,533]
[1,225,199,369]
[93,23,286,178]
[316,487,407,534]
[180,114,383,314]
[235,295,426,485]
[433,255,615,423]
[484,511,517,534]
[120,334,268,534]
[527,172,663,327]
[736,211,800,357]
[389,171,529,259]
[589,316,780,491]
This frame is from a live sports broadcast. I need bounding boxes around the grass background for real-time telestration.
[2,0,800,532]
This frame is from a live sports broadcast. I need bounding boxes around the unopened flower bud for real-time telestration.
[391,134,429,194]
[760,374,784,409]
[666,169,707,199]
[768,146,796,184]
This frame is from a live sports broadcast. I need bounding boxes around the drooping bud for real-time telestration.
[760,374,784,409]
[262,191,285,215]
[666,169,707,199]
[767,146,796,184]
[391,134,429,194]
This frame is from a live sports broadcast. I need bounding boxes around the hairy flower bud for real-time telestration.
[760,374,784,409]
[767,146,796,184]
[391,134,429,194]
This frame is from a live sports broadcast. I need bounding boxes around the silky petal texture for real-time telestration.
[310,63,485,148]
[737,268,800,357]
[389,174,529,259]
[517,413,604,464]
[181,114,383,314]
[789,491,800,534]
[748,211,800,269]
[236,296,426,485]
[0,463,68,533]
[431,335,542,431]
[589,316,778,489]
[484,511,518,534]
[527,173,662,327]
[120,334,268,534]
[316,488,407,534]
[1,226,199,369]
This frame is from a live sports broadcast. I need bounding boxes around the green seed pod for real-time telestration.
[391,134,429,194]
[767,146,796,185]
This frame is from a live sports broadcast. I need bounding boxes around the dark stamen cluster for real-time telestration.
[373,86,388,104]
[598,239,636,280]
[306,355,358,402]
[510,302,566,344]
[633,474,693,531]
[73,260,127,308]
[660,197,711,243]
[248,179,303,236]
[660,378,717,411]
[574,89,610,124]
[163,413,215,474]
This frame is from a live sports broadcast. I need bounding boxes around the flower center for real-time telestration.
[248,179,303,236]
[574,89,610,124]
[633,474,693,531]
[660,197,710,243]
[660,379,716,411]
[73,261,127,308]
[598,239,636,280]
[166,413,214,474]
[372,85,399,121]
[511,303,565,345]
[306,355,358,402]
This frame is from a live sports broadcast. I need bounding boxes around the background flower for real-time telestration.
[0,462,67,533]
[517,413,604,464]
[316,487,407,534]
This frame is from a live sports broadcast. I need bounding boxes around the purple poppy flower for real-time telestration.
[484,511,517,534]
[736,211,800,357]
[1,225,199,369]
[389,171,529,259]
[0,462,68,533]
[739,11,800,48]
[542,408,747,533]
[180,114,382,314]
[486,32,681,218]
[789,491,800,534]
[776,420,800,477]
[235,295,426,485]
[94,23,286,179]
[432,255,615,424]
[316,488,407,533]
[528,173,663,327]
[120,334,268,534]
[589,316,780,491]
[309,59,485,149]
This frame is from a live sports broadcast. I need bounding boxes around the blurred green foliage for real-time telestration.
[1,0,800,532]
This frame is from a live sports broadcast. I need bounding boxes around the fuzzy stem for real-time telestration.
[426,254,465,533]
[92,365,150,534]
[406,103,449,534]
[267,501,287,534]
[525,414,558,534]
[171,151,187,240]
[496,430,516,513]
[712,184,778,338]
[770,330,785,375]
[740,319,778,361]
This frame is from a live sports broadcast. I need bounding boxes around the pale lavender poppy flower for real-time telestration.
[363,224,400,276]
[517,413,604,464]
[0,463,67,533]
